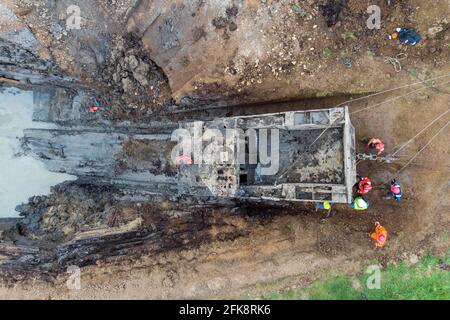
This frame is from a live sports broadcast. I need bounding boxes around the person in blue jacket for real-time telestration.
[388,27,422,46]
[387,179,403,203]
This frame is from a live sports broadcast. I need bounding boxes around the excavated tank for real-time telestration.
[23,98,357,204]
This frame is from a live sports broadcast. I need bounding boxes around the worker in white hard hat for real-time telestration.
[316,201,335,222]
[351,196,369,211]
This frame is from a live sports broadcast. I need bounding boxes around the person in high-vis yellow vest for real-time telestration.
[315,202,336,222]
[315,201,332,212]
[351,196,369,211]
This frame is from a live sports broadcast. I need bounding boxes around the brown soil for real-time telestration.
[1,89,448,299]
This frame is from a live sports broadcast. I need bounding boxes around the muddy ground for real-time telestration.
[2,91,448,299]
[0,0,449,299]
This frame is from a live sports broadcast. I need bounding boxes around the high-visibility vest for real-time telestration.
[353,197,368,210]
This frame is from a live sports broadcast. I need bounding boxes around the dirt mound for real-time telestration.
[320,0,347,27]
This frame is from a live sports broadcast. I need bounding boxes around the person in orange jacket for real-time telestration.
[370,222,387,248]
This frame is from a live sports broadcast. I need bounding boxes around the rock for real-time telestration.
[133,61,150,87]
[409,254,419,265]
[112,72,119,82]
[229,22,238,32]
[122,77,134,92]
[127,55,139,70]
[212,17,228,29]
[62,225,75,235]
[18,255,39,264]
[427,25,444,38]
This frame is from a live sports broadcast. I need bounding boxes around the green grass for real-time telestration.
[408,68,418,78]
[292,4,307,17]
[340,51,351,59]
[322,47,333,60]
[253,253,450,300]
[341,31,357,40]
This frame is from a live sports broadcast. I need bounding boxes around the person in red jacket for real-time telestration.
[89,97,101,113]
[357,176,373,195]
[363,138,385,155]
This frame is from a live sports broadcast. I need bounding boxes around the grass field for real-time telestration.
[249,253,450,300]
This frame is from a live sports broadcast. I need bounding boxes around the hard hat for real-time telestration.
[324,202,331,210]
[357,198,367,207]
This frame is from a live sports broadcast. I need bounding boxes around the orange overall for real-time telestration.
[370,224,387,247]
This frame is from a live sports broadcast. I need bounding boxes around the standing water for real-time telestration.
[0,87,75,218]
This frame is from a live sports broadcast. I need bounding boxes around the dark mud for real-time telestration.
[320,0,347,27]
[0,180,310,283]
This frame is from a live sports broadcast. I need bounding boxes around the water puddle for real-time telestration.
[0,87,75,217]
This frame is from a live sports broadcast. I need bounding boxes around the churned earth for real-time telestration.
[2,91,448,299]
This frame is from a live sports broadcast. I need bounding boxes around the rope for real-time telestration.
[356,153,400,163]
[276,110,339,182]
[408,71,450,96]
[292,79,450,175]
[350,79,450,115]
[390,108,450,157]
[167,73,450,115]
[275,126,329,183]
[384,53,407,73]
[383,120,450,184]
[307,119,336,149]
[335,73,450,108]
